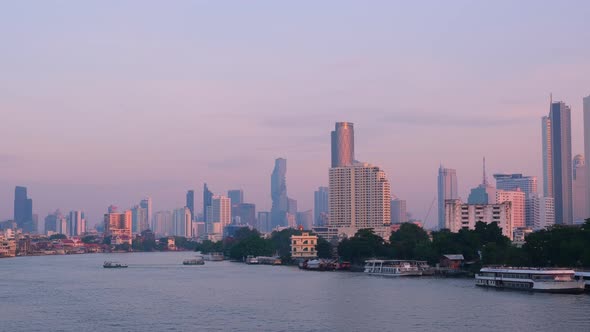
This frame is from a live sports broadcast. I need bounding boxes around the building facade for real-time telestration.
[271,158,289,228]
[290,232,318,259]
[444,199,513,240]
[104,209,132,244]
[438,166,459,230]
[530,196,555,231]
[496,190,525,229]
[331,122,355,167]
[314,186,329,226]
[573,154,589,222]
[173,207,192,238]
[390,198,408,224]
[211,195,231,228]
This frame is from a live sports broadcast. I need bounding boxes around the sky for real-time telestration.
[1,1,590,228]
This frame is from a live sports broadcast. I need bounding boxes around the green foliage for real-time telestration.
[194,240,224,254]
[522,220,590,267]
[229,235,274,260]
[102,236,112,245]
[316,236,333,259]
[389,223,430,260]
[49,234,67,240]
[270,228,302,262]
[338,229,390,264]
[81,235,99,244]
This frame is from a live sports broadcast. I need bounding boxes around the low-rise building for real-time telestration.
[291,232,318,259]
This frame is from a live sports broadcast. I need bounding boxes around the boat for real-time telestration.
[364,260,423,277]
[103,261,128,269]
[300,259,336,271]
[203,252,224,261]
[256,256,282,265]
[183,256,205,265]
[245,255,259,264]
[476,267,585,294]
[574,271,590,291]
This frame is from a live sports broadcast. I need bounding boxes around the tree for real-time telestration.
[316,236,333,259]
[81,235,98,244]
[389,223,430,260]
[338,229,389,264]
[270,228,302,261]
[229,236,274,260]
[49,234,67,240]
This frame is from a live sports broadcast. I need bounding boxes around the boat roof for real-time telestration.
[365,259,427,263]
[443,254,464,260]
[481,267,575,274]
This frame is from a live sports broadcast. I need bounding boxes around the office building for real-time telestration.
[391,198,408,224]
[173,207,192,238]
[233,203,256,227]
[314,187,329,226]
[68,210,85,236]
[153,210,173,237]
[139,198,152,231]
[296,210,313,230]
[271,158,289,228]
[14,186,34,233]
[211,195,231,228]
[543,101,573,224]
[445,199,513,240]
[331,122,355,167]
[494,173,538,227]
[438,166,459,230]
[44,210,63,235]
[203,183,213,222]
[186,190,195,221]
[257,211,271,233]
[573,154,589,222]
[227,189,244,206]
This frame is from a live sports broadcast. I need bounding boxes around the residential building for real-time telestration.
[496,190,525,229]
[104,208,132,244]
[331,122,355,167]
[173,207,192,238]
[494,173,538,227]
[444,199,513,240]
[211,195,231,228]
[530,195,555,230]
[186,190,195,221]
[290,232,318,259]
[573,154,589,222]
[314,186,329,226]
[271,158,289,228]
[438,166,459,230]
[390,198,408,224]
[131,205,147,234]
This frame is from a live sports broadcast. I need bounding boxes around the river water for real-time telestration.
[1,252,588,331]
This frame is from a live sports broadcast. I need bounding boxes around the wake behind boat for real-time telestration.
[476,267,584,294]
[103,261,128,269]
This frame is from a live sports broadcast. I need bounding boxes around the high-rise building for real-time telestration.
[331,122,355,167]
[314,187,329,226]
[391,198,408,224]
[296,210,314,230]
[68,210,85,236]
[131,205,146,234]
[173,207,192,238]
[444,199,513,240]
[104,209,132,244]
[329,163,391,237]
[543,101,573,224]
[233,203,256,227]
[153,210,173,237]
[573,154,588,222]
[530,195,555,230]
[227,189,244,206]
[257,211,271,233]
[44,210,63,235]
[494,174,538,197]
[271,158,289,228]
[186,190,195,221]
[139,198,152,231]
[211,195,231,228]
[496,190,525,229]
[584,95,590,221]
[203,183,213,222]
[438,166,459,230]
[14,186,34,233]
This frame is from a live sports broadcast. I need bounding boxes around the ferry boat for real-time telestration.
[103,261,128,269]
[575,271,590,291]
[203,252,224,261]
[245,256,259,264]
[475,267,585,294]
[183,256,205,265]
[364,260,423,277]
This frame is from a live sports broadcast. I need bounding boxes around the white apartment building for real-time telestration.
[445,199,514,240]
[531,196,555,230]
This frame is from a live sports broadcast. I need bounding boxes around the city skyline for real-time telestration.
[1,2,590,226]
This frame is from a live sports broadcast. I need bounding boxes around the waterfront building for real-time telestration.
[271,158,289,228]
[14,186,34,233]
[543,101,573,224]
[573,154,589,222]
[0,231,17,257]
[153,210,173,237]
[438,166,459,230]
[203,183,213,222]
[173,207,192,238]
[331,122,355,167]
[296,210,313,230]
[328,163,391,238]
[186,190,195,221]
[211,195,231,228]
[584,95,590,222]
[139,198,152,232]
[227,189,244,206]
[257,211,271,233]
[104,209,132,244]
[233,203,256,227]
[444,199,513,240]
[496,190,525,229]
[290,232,318,259]
[390,198,408,224]
[314,187,329,226]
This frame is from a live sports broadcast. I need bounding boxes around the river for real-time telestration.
[0,252,588,331]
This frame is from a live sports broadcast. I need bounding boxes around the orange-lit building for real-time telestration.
[104,209,132,244]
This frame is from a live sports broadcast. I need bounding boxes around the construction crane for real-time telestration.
[423,196,436,229]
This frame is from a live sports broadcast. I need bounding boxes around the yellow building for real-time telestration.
[291,232,318,258]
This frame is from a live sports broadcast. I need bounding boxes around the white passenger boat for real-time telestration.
[203,252,224,261]
[245,255,259,265]
[476,267,585,294]
[183,256,205,265]
[574,271,590,291]
[364,260,423,277]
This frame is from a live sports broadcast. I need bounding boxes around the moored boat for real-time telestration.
[364,260,423,277]
[103,261,128,269]
[183,256,205,265]
[203,252,224,261]
[245,255,259,264]
[574,271,590,291]
[476,267,585,294]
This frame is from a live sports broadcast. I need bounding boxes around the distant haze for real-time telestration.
[1,1,589,227]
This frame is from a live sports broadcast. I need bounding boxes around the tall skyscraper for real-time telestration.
[186,190,195,221]
[173,207,192,238]
[68,210,85,236]
[211,195,231,227]
[227,189,244,206]
[583,95,590,221]
[14,186,33,232]
[314,187,329,226]
[573,154,588,222]
[140,197,152,231]
[331,122,355,167]
[390,198,408,224]
[543,101,573,224]
[271,158,289,228]
[437,166,458,230]
[203,183,213,222]
[542,116,553,197]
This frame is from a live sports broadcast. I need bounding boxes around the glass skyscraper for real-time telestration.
[331,122,355,167]
[438,166,458,230]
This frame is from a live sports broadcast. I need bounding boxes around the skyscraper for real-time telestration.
[314,187,329,226]
[257,211,271,233]
[271,158,289,228]
[203,183,213,222]
[331,122,355,167]
[437,166,458,230]
[186,190,195,221]
[543,101,573,224]
[390,198,408,224]
[233,203,256,227]
[14,186,33,232]
[211,195,231,227]
[173,207,192,237]
[573,154,588,222]
[583,95,590,221]
[494,173,538,227]
[140,197,152,231]
[227,189,244,206]
[296,210,313,230]
[68,210,85,236]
